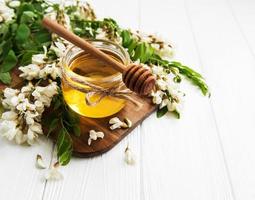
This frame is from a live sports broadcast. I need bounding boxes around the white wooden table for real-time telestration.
[1,0,255,199]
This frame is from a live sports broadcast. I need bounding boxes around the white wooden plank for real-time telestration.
[227,0,255,56]
[140,0,234,199]
[43,132,141,200]
[0,137,53,200]
[88,0,140,30]
[43,1,141,200]
[185,0,255,199]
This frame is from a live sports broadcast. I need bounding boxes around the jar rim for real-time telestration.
[62,39,130,84]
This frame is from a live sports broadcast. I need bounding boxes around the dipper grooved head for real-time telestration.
[123,64,156,96]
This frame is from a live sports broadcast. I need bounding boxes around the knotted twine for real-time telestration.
[62,72,143,109]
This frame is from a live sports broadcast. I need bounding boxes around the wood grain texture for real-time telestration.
[190,0,255,199]
[0,137,53,200]
[70,95,156,157]
[139,0,234,199]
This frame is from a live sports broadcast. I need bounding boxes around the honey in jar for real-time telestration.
[61,40,130,118]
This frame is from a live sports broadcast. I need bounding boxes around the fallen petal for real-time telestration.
[109,117,122,124]
[110,122,122,130]
[96,131,104,139]
[36,154,47,169]
[124,147,135,165]
[45,162,63,181]
[88,138,92,146]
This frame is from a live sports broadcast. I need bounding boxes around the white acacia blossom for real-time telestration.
[96,28,107,40]
[109,117,124,130]
[149,65,184,114]
[31,46,48,65]
[44,162,63,180]
[132,31,174,59]
[19,64,41,80]
[0,4,64,147]
[0,1,15,23]
[0,82,58,145]
[36,154,47,169]
[50,41,67,57]
[8,1,21,8]
[124,146,135,165]
[0,120,20,141]
[87,130,104,146]
[19,45,62,81]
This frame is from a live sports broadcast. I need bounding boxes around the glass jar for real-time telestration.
[61,39,130,118]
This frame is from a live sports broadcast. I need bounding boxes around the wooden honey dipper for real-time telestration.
[42,18,156,96]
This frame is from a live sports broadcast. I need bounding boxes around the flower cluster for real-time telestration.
[19,45,63,81]
[0,0,79,147]
[132,31,174,59]
[0,82,58,144]
[150,65,184,116]
[118,30,184,115]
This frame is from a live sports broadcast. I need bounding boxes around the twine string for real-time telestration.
[63,73,143,108]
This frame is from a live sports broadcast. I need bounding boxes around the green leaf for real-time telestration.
[58,150,72,166]
[0,91,4,117]
[131,42,154,63]
[172,110,180,119]
[142,43,154,63]
[57,128,73,166]
[73,126,81,137]
[33,2,43,13]
[20,39,38,51]
[133,43,144,61]
[53,97,62,110]
[0,72,11,84]
[10,23,18,34]
[0,96,3,117]
[57,129,66,154]
[171,61,203,79]
[18,6,37,23]
[0,24,9,40]
[63,107,80,128]
[0,50,17,73]
[20,51,34,65]
[34,30,51,44]
[121,30,132,47]
[17,3,35,17]
[148,56,210,96]
[157,106,168,118]
[175,64,209,96]
[15,24,31,43]
[47,118,59,137]
[0,39,12,63]
[127,39,137,55]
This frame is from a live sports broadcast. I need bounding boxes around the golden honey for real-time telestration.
[61,40,130,118]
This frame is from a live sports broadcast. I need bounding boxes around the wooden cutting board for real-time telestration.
[1,70,157,157]
[71,95,156,157]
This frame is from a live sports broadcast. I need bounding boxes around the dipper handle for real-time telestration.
[42,17,126,72]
